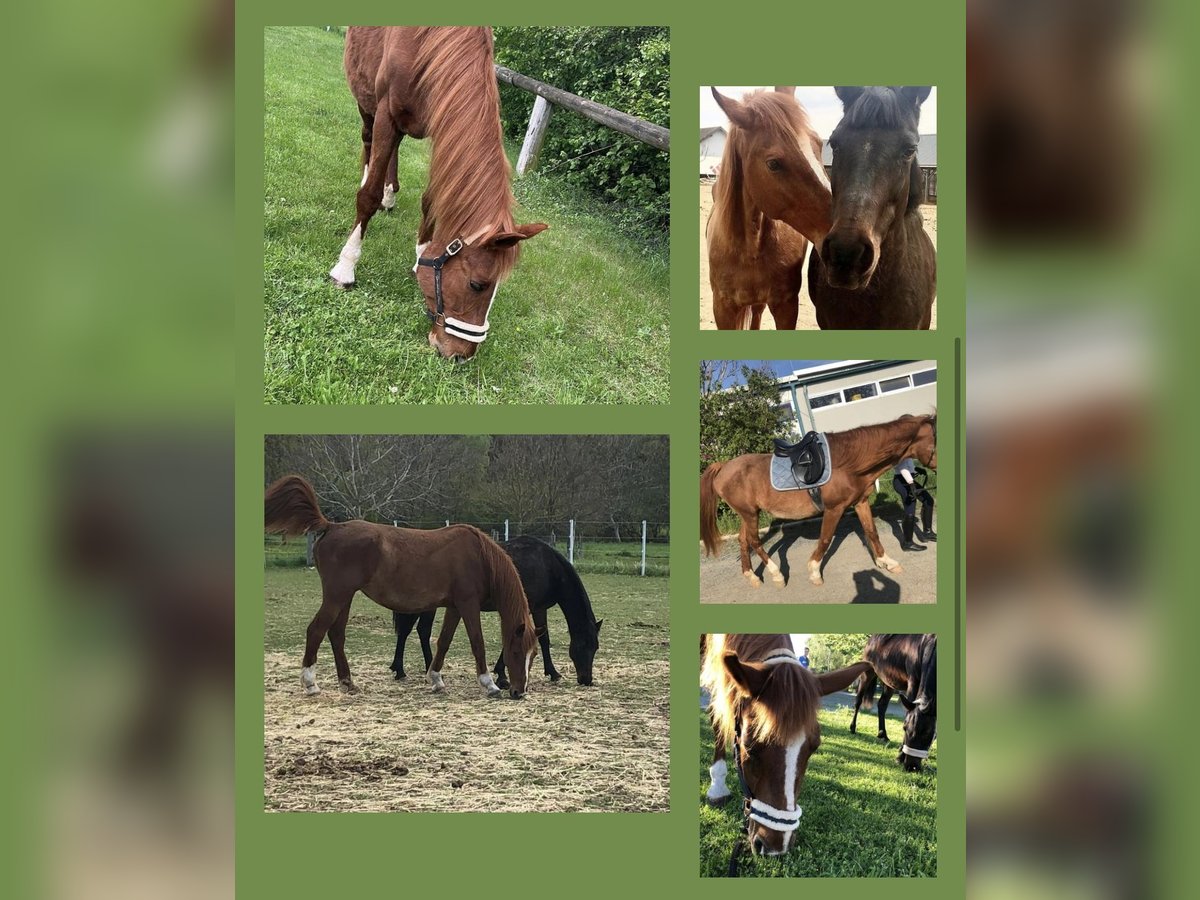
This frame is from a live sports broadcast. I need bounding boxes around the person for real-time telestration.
[893,457,936,552]
[798,646,810,668]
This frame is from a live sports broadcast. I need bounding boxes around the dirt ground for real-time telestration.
[699,512,937,604]
[699,182,938,330]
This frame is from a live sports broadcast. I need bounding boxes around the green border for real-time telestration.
[236,3,965,893]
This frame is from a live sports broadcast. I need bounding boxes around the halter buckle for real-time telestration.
[445,238,464,257]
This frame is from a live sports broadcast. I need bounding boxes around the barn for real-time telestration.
[700,125,725,177]
[822,134,937,204]
[777,360,937,435]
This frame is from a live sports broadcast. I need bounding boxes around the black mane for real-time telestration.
[840,87,919,130]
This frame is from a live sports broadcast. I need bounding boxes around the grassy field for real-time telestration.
[699,705,936,877]
[263,566,669,812]
[263,26,670,404]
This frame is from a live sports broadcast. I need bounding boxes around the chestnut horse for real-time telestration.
[809,86,936,329]
[707,88,832,329]
[700,413,937,587]
[702,633,873,857]
[264,475,538,699]
[330,27,548,360]
[850,634,938,771]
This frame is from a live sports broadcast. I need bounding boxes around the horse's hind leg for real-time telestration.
[737,516,762,588]
[427,606,461,693]
[706,713,731,804]
[327,604,358,694]
[460,611,503,698]
[853,497,902,574]
[330,110,400,288]
[301,590,350,695]
[746,523,784,586]
[389,612,418,679]
[416,611,434,671]
[807,505,847,586]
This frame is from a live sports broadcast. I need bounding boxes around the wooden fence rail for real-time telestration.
[494,64,670,174]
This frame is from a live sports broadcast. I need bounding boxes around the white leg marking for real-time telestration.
[360,164,368,187]
[808,559,823,584]
[766,559,783,583]
[524,650,534,688]
[301,665,320,696]
[412,241,430,275]
[876,554,902,573]
[330,224,363,286]
[478,673,501,696]
[428,669,446,693]
[707,759,731,802]
[381,183,396,210]
[743,570,762,588]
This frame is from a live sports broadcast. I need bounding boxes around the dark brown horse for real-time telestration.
[701,634,873,857]
[707,88,832,329]
[329,27,548,360]
[852,634,938,771]
[809,86,936,329]
[264,475,539,699]
[701,413,937,587]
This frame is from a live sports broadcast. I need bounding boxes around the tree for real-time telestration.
[699,362,790,471]
[807,634,872,673]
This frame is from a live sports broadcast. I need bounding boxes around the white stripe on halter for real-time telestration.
[901,744,931,758]
[748,799,803,832]
[442,285,498,344]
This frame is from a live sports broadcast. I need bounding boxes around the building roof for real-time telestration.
[821,133,936,167]
[700,126,726,143]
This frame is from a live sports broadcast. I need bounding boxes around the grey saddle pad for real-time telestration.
[770,432,832,491]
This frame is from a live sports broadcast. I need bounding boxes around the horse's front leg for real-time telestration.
[427,606,460,693]
[300,589,350,696]
[459,609,502,698]
[706,713,731,805]
[381,136,403,211]
[330,111,400,288]
[877,687,893,741]
[808,504,847,586]
[854,496,903,574]
[534,608,560,681]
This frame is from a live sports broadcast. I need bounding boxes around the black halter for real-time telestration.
[416,237,491,344]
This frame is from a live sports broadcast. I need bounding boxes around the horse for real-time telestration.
[852,634,938,771]
[848,669,896,739]
[329,27,548,361]
[389,535,603,686]
[702,633,874,858]
[808,86,936,329]
[706,88,832,329]
[700,413,938,588]
[263,475,539,699]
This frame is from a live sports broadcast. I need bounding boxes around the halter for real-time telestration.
[416,230,498,345]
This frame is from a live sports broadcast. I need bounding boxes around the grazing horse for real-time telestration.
[700,413,937,587]
[854,634,938,771]
[707,88,832,329]
[263,475,538,699]
[702,633,873,857]
[330,27,548,360]
[849,669,896,739]
[390,535,603,686]
[809,86,936,329]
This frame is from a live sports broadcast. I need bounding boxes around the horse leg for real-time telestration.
[746,522,784,587]
[712,295,745,330]
[854,497,903,574]
[427,606,461,693]
[492,651,509,690]
[807,505,846,586]
[877,687,894,741]
[389,612,417,679]
[327,603,358,694]
[356,105,373,187]
[706,713,731,804]
[380,136,402,211]
[459,611,503,698]
[330,110,400,287]
[768,294,799,330]
[737,515,761,588]
[535,608,560,681]
[417,611,434,671]
[748,304,765,330]
[301,591,348,696]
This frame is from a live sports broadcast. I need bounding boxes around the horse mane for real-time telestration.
[264,475,329,536]
[826,412,937,476]
[414,27,519,277]
[839,86,919,130]
[866,633,937,702]
[701,633,819,750]
[712,91,819,234]
[469,526,537,654]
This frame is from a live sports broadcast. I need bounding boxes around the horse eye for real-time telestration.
[903,145,918,158]
[469,280,487,292]
[766,159,783,172]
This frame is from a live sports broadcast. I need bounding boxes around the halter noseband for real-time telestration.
[416,234,497,345]
[733,650,805,836]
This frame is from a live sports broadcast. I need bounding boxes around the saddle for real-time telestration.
[773,432,827,487]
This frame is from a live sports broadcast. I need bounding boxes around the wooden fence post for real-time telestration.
[517,95,553,175]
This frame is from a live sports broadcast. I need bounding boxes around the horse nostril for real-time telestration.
[751,836,765,856]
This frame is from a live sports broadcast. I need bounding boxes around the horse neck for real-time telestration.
[419,30,515,241]
[555,574,597,636]
[845,421,922,476]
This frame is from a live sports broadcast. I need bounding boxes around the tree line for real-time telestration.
[265,434,669,534]
[699,360,791,473]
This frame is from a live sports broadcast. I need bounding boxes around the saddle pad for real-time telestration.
[769,432,832,491]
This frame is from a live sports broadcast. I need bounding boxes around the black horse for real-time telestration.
[390,535,602,686]
[850,634,937,771]
[849,669,897,739]
[809,86,936,329]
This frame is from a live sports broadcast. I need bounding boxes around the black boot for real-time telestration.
[900,514,926,551]
[921,503,937,542]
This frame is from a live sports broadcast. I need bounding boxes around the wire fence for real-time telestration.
[264,517,670,576]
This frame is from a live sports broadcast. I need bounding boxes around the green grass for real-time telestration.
[263,26,669,404]
[699,705,937,877]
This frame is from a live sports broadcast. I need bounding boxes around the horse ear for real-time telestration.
[712,87,754,129]
[723,652,770,698]
[774,85,796,97]
[815,661,875,697]
[484,223,549,249]
[594,619,603,632]
[899,86,932,108]
[835,86,865,107]
[513,623,526,640]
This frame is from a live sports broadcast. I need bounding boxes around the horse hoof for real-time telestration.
[706,793,731,807]
[393,672,406,681]
[809,573,824,586]
[304,684,321,696]
[486,686,502,698]
[548,672,562,683]
[495,679,510,690]
[339,679,359,695]
[329,275,355,290]
[430,683,446,694]
[772,575,785,587]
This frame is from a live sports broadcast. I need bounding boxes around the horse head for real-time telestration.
[502,620,540,699]
[416,224,548,362]
[820,86,930,289]
[907,414,938,470]
[569,619,602,686]
[899,635,937,771]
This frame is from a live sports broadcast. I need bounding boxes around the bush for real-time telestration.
[493,27,670,239]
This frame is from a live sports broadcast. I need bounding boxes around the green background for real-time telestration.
[235,1,964,893]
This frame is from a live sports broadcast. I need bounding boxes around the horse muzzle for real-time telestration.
[820,228,879,290]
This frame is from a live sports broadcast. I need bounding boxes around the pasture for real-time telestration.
[263,566,670,812]
[699,704,937,876]
[263,26,670,404]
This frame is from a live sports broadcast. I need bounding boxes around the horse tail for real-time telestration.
[471,528,537,655]
[264,475,329,536]
[700,463,724,557]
